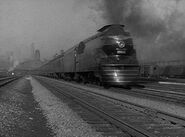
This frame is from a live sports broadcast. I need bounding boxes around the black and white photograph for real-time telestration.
[0,0,185,136]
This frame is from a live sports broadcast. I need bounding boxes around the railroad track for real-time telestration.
[113,87,185,105]
[47,76,185,105]
[94,81,185,105]
[35,76,185,137]
[0,76,20,87]
[40,76,185,105]
[144,82,185,92]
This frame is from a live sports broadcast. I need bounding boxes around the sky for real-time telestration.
[0,0,105,61]
[0,0,185,63]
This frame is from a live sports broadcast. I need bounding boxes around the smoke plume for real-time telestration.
[1,0,184,64]
[101,0,185,62]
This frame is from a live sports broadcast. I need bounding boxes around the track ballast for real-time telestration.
[35,76,185,137]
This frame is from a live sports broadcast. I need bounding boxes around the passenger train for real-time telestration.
[36,24,140,87]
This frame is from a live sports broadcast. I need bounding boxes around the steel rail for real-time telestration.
[129,87,185,105]
[36,76,185,127]
[37,77,157,137]
[0,77,20,87]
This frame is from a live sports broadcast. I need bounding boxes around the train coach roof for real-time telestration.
[98,24,125,32]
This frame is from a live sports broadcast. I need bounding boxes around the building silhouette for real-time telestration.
[34,50,40,61]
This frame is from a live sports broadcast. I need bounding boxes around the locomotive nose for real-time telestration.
[101,35,133,56]
[100,25,133,56]
[101,64,140,86]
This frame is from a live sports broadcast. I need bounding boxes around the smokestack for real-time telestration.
[35,49,40,61]
[30,43,35,60]
[60,50,64,56]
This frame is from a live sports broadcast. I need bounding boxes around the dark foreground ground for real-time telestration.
[1,76,185,137]
[0,77,102,137]
[0,78,53,137]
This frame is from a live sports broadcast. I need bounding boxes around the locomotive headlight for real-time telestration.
[114,72,118,77]
[116,41,120,44]
[116,41,125,48]
[119,41,125,48]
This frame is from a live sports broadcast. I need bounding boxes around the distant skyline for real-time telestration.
[0,0,104,61]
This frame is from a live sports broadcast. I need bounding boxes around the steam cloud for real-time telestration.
[1,0,185,64]
[101,0,185,62]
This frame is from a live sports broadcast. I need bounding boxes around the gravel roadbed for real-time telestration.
[45,77,185,119]
[30,77,103,137]
[0,78,52,137]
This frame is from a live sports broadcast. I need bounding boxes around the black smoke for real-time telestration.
[101,0,185,62]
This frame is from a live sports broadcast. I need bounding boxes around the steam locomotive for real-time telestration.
[37,24,140,87]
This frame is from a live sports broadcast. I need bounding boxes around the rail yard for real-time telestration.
[1,1,185,136]
[0,23,185,136]
[0,74,184,136]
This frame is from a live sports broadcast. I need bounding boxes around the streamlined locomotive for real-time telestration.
[37,24,140,87]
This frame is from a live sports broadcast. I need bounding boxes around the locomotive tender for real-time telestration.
[37,24,140,87]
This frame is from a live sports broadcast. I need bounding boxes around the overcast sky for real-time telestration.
[0,0,185,63]
[0,0,105,61]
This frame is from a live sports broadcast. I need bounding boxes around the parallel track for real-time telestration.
[112,87,185,105]
[144,82,185,92]
[0,77,20,87]
[45,76,185,105]
[35,76,185,137]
